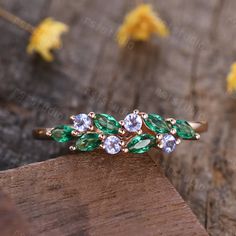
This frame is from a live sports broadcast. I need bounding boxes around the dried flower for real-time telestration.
[117,4,169,47]
[27,18,69,61]
[226,63,236,94]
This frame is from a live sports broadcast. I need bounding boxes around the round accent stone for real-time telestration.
[124,113,142,132]
[104,136,121,154]
[73,114,92,132]
[162,134,176,154]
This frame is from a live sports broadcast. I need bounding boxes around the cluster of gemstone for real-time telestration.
[48,110,199,155]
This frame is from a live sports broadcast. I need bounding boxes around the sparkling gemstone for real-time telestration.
[127,134,156,154]
[144,114,170,134]
[173,120,196,139]
[76,133,101,151]
[104,136,121,154]
[73,114,92,132]
[94,113,121,135]
[124,113,142,132]
[51,125,74,143]
[162,134,176,153]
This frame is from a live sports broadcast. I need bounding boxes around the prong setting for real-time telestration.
[137,129,143,135]
[99,134,106,140]
[71,130,80,137]
[133,109,139,114]
[176,138,181,145]
[166,118,176,125]
[120,141,126,147]
[122,148,129,153]
[70,115,75,121]
[118,128,126,135]
[46,130,52,136]
[119,120,125,126]
[156,134,163,141]
[88,112,95,118]
[69,146,76,151]
[158,141,164,149]
[140,112,148,119]
[88,125,94,131]
[170,129,177,135]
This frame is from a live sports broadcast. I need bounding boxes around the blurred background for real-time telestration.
[0,0,236,235]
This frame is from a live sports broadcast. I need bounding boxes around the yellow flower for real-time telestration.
[117,4,169,47]
[27,18,69,61]
[227,63,236,93]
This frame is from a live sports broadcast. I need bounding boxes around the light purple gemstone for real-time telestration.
[162,134,176,154]
[124,113,142,132]
[73,114,92,132]
[104,136,121,154]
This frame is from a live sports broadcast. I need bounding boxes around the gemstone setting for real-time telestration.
[94,113,121,135]
[51,125,74,143]
[76,133,101,151]
[124,113,142,132]
[144,114,170,134]
[104,136,121,154]
[127,134,156,153]
[173,120,196,139]
[162,134,176,153]
[73,114,92,132]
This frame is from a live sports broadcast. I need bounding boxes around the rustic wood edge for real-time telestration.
[0,152,209,236]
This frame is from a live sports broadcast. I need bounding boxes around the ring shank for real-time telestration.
[187,121,208,133]
[33,121,208,140]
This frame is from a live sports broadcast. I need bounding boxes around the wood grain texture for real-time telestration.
[0,152,208,236]
[0,190,30,236]
[0,0,236,235]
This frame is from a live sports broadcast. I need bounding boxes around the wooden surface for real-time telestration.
[0,190,29,236]
[0,0,236,235]
[0,152,208,236]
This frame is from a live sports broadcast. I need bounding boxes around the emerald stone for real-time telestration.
[51,125,74,143]
[76,133,101,151]
[127,134,156,154]
[144,114,170,133]
[173,120,196,139]
[94,113,121,134]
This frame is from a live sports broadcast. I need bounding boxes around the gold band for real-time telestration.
[33,121,208,140]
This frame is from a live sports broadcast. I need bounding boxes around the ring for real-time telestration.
[33,110,208,155]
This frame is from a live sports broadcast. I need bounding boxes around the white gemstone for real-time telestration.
[162,134,176,153]
[124,113,142,132]
[104,136,121,154]
[73,114,92,132]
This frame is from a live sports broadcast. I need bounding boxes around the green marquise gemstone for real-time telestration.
[144,114,170,134]
[51,125,74,143]
[127,134,156,154]
[173,120,196,139]
[76,133,101,151]
[94,113,121,135]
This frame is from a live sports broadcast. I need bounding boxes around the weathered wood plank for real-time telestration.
[0,152,208,236]
[0,190,30,236]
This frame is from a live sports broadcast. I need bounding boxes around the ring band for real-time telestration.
[33,110,208,155]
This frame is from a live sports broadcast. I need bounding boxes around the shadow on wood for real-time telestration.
[0,152,208,236]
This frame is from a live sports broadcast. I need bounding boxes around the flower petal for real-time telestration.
[27,18,69,61]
